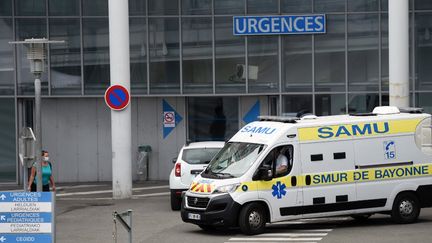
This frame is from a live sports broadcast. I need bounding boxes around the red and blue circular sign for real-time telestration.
[104,85,130,111]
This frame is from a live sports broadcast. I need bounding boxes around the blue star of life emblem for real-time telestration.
[272,181,287,199]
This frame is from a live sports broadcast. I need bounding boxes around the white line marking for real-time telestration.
[259,233,327,237]
[56,192,170,200]
[225,242,317,243]
[229,238,322,241]
[56,184,107,190]
[56,185,169,197]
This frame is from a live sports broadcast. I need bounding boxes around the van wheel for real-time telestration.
[170,191,181,211]
[391,192,420,224]
[351,214,372,221]
[239,203,267,235]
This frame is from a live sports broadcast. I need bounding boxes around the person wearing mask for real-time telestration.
[28,150,56,192]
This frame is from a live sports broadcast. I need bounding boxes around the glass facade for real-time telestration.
[3,0,432,180]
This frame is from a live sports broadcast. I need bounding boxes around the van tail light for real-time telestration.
[175,163,181,177]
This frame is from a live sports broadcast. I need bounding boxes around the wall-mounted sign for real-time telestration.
[233,15,326,36]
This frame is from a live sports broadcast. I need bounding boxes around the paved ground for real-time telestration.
[2,181,432,243]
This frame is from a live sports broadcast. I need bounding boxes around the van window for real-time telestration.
[333,152,346,160]
[261,145,294,178]
[311,154,323,161]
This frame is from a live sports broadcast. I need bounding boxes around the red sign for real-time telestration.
[104,85,130,111]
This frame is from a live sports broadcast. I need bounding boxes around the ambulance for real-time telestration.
[181,106,432,235]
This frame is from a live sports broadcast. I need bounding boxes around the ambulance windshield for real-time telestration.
[202,142,266,179]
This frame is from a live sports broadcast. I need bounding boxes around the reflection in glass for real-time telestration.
[50,19,81,95]
[182,18,212,94]
[281,0,312,13]
[83,18,110,94]
[314,0,345,12]
[149,0,178,15]
[415,0,432,10]
[16,19,48,95]
[381,14,389,91]
[15,0,45,16]
[0,99,16,182]
[347,0,379,12]
[149,18,180,94]
[348,14,379,92]
[49,0,79,16]
[215,0,244,14]
[248,36,279,93]
[315,15,345,92]
[129,0,146,16]
[83,0,108,16]
[215,17,245,93]
[315,94,346,115]
[182,0,211,15]
[247,0,278,14]
[0,0,12,16]
[283,35,312,92]
[130,18,147,94]
[416,93,432,113]
[0,19,14,95]
[348,93,379,113]
[416,13,432,91]
[283,95,313,116]
[188,97,238,141]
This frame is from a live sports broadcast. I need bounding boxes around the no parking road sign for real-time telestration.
[104,85,130,111]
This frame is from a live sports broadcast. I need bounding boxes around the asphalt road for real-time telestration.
[51,182,432,243]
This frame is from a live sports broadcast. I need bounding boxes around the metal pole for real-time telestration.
[109,0,132,199]
[34,77,42,192]
[23,166,28,191]
[128,209,132,243]
[389,0,410,108]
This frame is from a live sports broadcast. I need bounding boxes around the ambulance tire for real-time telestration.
[239,203,267,235]
[391,192,420,224]
[170,192,181,211]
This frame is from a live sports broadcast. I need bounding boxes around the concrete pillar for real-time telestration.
[108,0,132,199]
[389,0,410,108]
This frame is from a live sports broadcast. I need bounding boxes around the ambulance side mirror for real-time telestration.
[253,165,273,181]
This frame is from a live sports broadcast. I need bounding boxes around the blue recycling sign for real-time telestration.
[0,192,54,243]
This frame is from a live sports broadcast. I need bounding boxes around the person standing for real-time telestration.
[28,150,56,192]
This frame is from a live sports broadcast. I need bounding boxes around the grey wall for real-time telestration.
[40,97,186,183]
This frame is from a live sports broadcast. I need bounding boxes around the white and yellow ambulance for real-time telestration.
[181,106,432,235]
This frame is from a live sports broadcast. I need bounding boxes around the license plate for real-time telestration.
[188,213,201,220]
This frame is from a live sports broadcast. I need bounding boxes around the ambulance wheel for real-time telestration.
[239,203,267,235]
[391,192,420,224]
[351,214,372,221]
[170,191,181,211]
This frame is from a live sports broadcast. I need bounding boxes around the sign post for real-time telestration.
[0,192,55,243]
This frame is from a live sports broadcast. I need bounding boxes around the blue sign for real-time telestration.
[233,15,326,36]
[163,100,183,139]
[0,192,51,203]
[0,192,53,242]
[243,100,260,124]
[0,234,52,243]
[272,181,287,199]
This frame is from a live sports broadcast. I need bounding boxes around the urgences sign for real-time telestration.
[233,15,326,36]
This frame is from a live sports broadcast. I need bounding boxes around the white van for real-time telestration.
[181,106,432,235]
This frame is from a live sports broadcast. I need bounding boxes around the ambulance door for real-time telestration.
[255,144,302,222]
[300,141,356,217]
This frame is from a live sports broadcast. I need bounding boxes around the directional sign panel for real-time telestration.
[104,85,130,111]
[0,234,52,243]
[0,192,53,242]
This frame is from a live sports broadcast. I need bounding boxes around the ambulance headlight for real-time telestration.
[212,183,241,194]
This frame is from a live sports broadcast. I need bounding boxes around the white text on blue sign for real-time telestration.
[233,15,326,36]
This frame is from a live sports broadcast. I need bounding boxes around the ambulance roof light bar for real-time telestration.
[258,116,299,123]
[372,106,401,115]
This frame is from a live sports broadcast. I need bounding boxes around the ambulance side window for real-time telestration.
[259,145,293,179]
